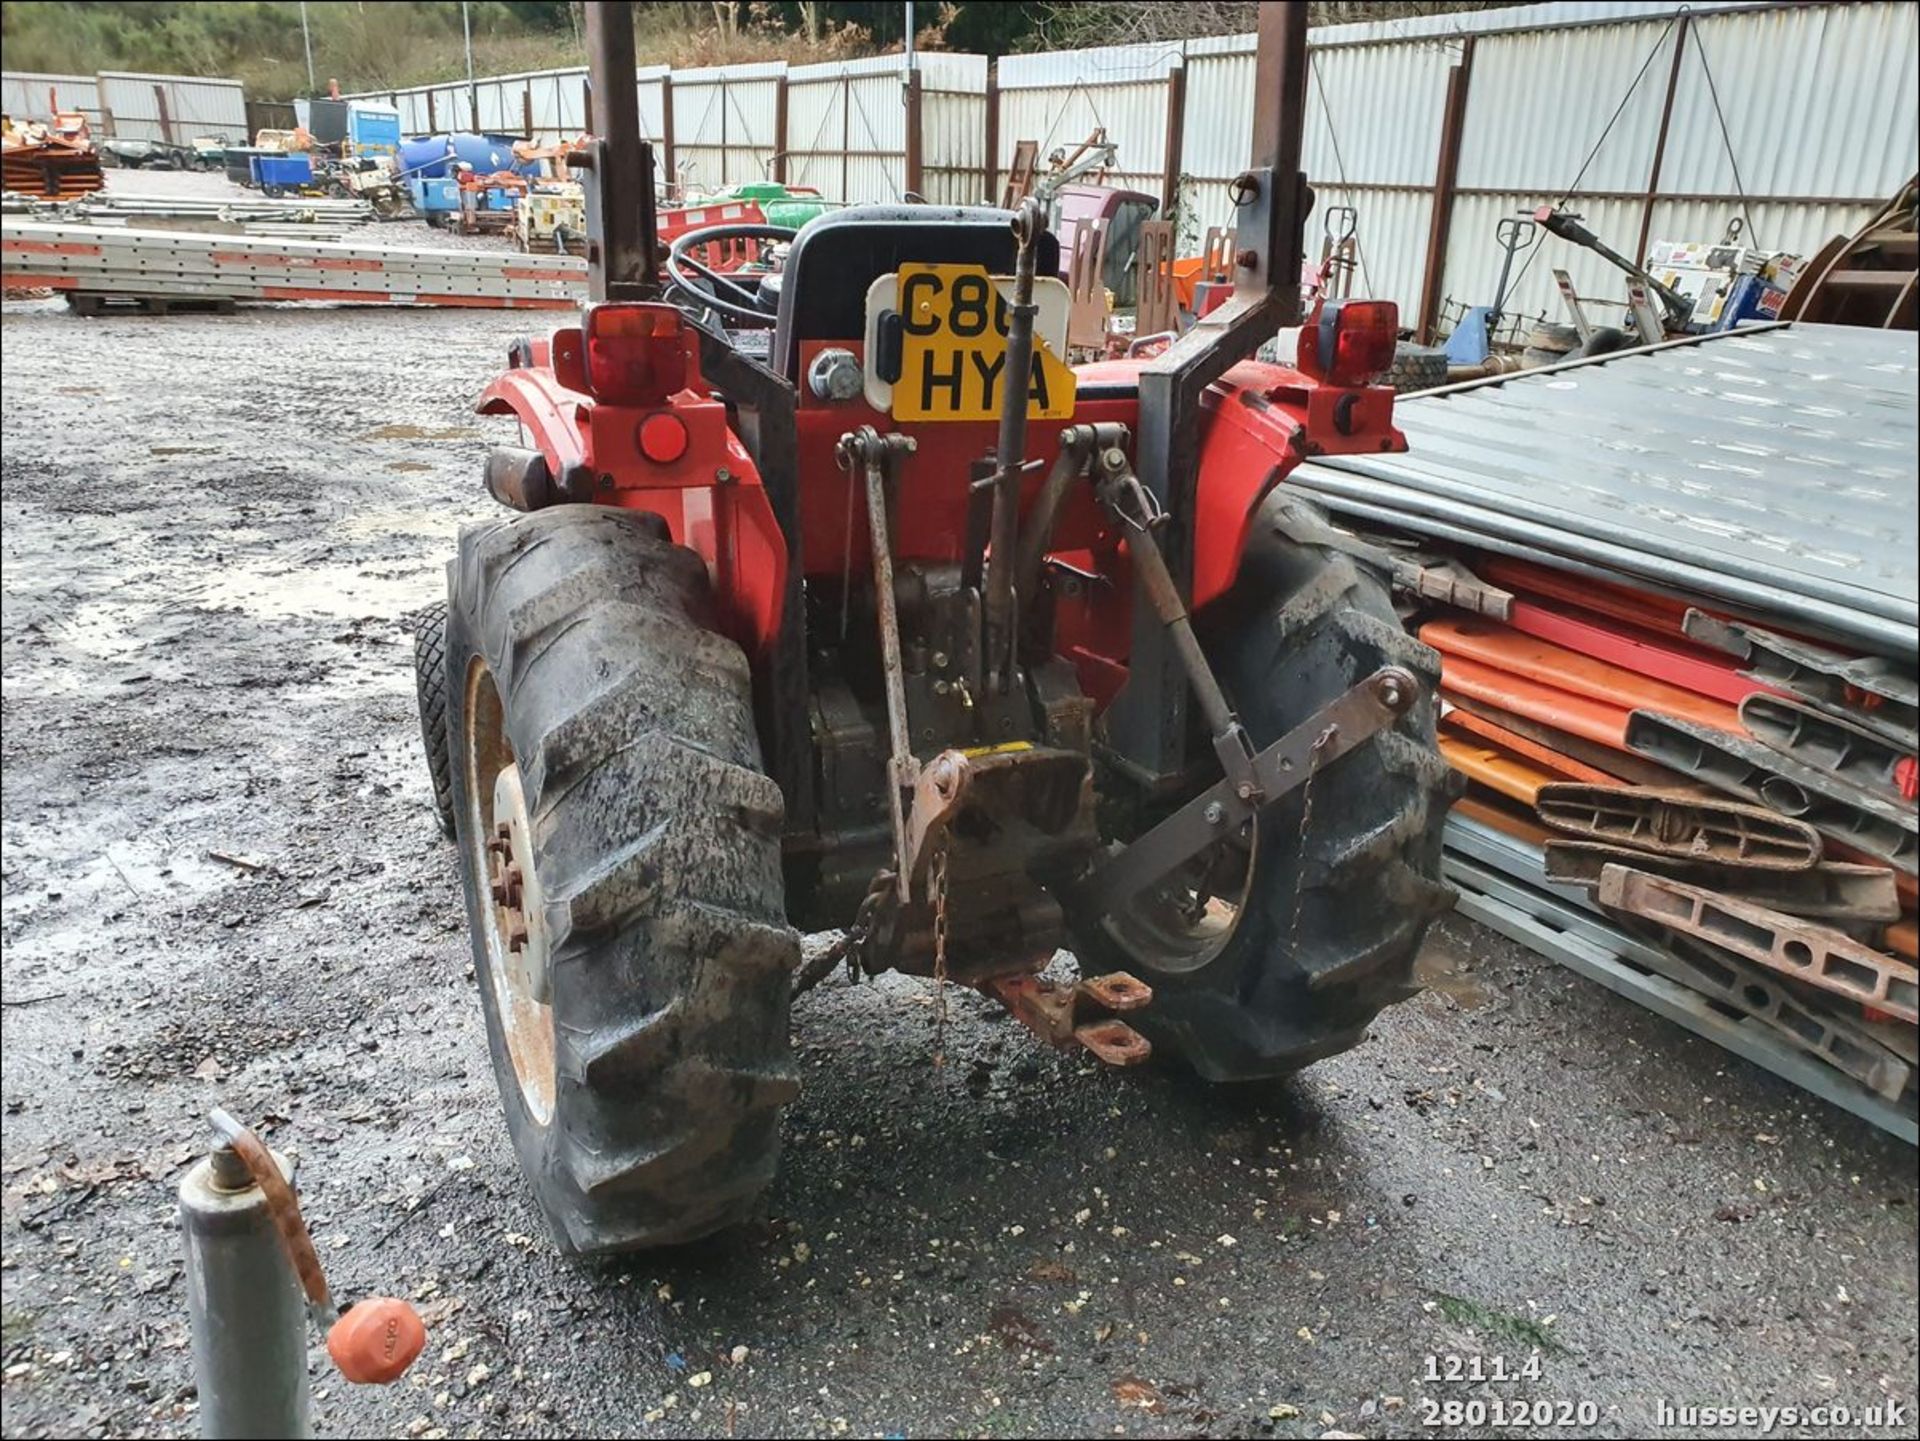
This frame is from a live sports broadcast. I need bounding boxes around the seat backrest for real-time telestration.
[773,204,1062,379]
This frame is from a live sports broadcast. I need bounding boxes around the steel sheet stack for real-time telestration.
[0,221,585,310]
[1291,323,1919,1142]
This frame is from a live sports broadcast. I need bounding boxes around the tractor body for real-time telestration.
[422,1,1455,1257]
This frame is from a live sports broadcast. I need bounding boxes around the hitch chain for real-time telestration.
[1284,724,1338,965]
[930,842,951,1065]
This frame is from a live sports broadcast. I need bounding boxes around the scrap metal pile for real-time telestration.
[1292,322,1919,1141]
[2,110,105,200]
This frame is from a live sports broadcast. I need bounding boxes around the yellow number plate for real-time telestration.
[893,263,1077,422]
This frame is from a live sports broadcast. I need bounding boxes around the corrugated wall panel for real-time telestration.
[1456,19,1677,191]
[1661,3,1919,203]
[1303,40,1456,189]
[786,56,908,203]
[925,86,987,205]
[673,62,784,189]
[99,72,247,143]
[996,42,1177,202]
[2,72,99,124]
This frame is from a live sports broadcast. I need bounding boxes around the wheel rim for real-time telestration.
[1099,820,1258,975]
[463,658,556,1124]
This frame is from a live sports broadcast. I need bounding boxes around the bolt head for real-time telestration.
[1203,801,1226,826]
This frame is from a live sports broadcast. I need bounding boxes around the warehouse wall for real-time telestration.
[324,0,1916,338]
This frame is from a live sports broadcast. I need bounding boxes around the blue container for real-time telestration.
[250,152,313,188]
[408,176,462,214]
[347,106,402,157]
[398,135,454,180]
[447,133,535,175]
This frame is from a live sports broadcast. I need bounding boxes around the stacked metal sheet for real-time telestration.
[0,221,585,310]
[1,191,376,240]
[1291,324,1918,659]
[1297,324,1919,1142]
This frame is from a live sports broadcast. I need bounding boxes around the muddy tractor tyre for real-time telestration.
[412,600,457,838]
[445,506,800,1255]
[1079,493,1459,1080]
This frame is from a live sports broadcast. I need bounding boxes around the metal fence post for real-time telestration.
[180,1145,312,1439]
[1160,62,1187,220]
[904,66,924,199]
[1416,35,1475,344]
[983,61,999,208]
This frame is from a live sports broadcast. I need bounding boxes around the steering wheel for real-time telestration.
[665,222,797,328]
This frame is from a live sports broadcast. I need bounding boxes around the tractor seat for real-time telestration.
[773,204,1062,380]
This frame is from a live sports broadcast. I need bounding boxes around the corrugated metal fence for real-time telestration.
[96,72,248,144]
[335,0,1917,335]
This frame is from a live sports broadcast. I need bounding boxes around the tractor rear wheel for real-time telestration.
[1079,493,1458,1079]
[445,506,800,1255]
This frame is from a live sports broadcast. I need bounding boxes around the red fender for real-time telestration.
[475,326,788,656]
[1190,360,1404,608]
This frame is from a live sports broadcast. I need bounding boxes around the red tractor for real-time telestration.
[414,2,1456,1256]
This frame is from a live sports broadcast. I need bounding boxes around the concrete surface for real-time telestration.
[1,232,1915,1441]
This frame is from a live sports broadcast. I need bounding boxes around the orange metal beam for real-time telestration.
[1440,655,1634,750]
[1422,618,1743,734]
[1445,706,1622,785]
[1453,792,1558,849]
[1439,727,1565,808]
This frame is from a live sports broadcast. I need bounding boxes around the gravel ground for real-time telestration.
[1,241,1916,1441]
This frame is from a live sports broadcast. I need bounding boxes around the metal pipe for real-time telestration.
[983,196,1045,691]
[299,2,316,96]
[581,0,656,300]
[1014,432,1094,611]
[463,2,479,132]
[180,1144,312,1439]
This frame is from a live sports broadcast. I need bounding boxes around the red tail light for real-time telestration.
[1295,298,1398,387]
[583,303,689,405]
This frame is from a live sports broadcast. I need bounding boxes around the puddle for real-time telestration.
[387,461,434,473]
[338,505,465,543]
[1415,933,1495,1009]
[150,445,217,456]
[359,424,472,442]
[195,562,433,620]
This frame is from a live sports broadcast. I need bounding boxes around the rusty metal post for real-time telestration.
[983,62,1000,206]
[772,74,790,183]
[1416,36,1473,344]
[904,66,925,199]
[153,84,176,148]
[427,88,438,133]
[581,0,657,301]
[523,83,535,141]
[1635,13,1691,266]
[1160,63,1187,218]
[659,73,675,191]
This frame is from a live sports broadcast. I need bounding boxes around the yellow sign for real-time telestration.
[892,264,1077,422]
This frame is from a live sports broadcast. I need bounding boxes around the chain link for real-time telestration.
[1284,725,1339,967]
[930,843,951,1067]
[792,865,898,996]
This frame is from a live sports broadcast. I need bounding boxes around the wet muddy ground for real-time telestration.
[2,237,1916,1440]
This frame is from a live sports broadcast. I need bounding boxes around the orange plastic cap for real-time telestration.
[326,1297,426,1385]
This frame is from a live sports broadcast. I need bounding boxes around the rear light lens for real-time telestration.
[584,303,688,405]
[1295,298,1399,387]
[637,412,690,465]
